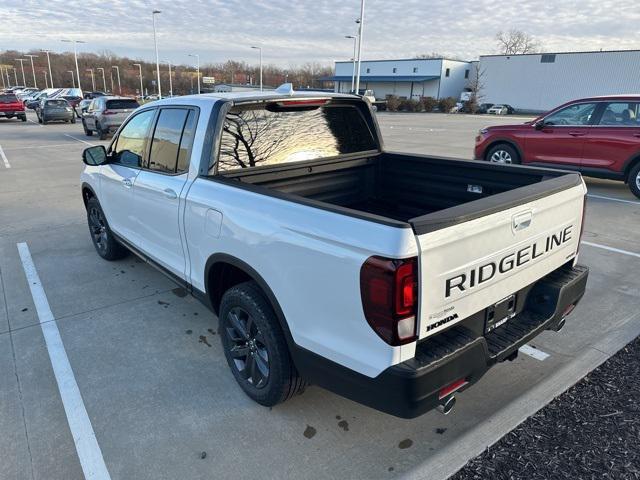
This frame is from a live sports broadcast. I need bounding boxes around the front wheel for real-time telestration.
[629,162,640,199]
[486,143,520,164]
[86,197,129,260]
[219,281,306,407]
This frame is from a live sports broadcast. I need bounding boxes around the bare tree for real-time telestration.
[463,63,486,113]
[495,29,541,55]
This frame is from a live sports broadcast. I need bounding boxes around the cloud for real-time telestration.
[1,0,638,67]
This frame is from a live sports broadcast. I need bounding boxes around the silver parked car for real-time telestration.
[36,98,76,124]
[82,96,140,140]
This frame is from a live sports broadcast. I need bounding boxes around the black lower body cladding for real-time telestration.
[291,264,588,418]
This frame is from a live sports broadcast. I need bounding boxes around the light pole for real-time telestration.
[11,67,18,86]
[112,66,121,94]
[152,10,162,99]
[61,39,85,90]
[97,67,107,93]
[109,70,114,94]
[15,59,26,86]
[67,70,75,88]
[41,49,54,88]
[251,46,263,91]
[345,35,357,93]
[24,55,39,88]
[354,0,366,95]
[43,71,48,89]
[188,54,200,94]
[0,68,4,89]
[163,61,173,96]
[133,63,144,98]
[87,69,96,91]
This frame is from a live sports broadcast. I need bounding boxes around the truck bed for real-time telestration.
[216,152,581,233]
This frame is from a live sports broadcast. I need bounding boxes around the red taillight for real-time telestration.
[275,99,329,107]
[438,378,468,400]
[360,256,418,346]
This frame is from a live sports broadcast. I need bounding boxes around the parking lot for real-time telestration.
[1,110,639,480]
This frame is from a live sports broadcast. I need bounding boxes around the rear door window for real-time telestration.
[106,99,140,110]
[147,108,193,174]
[0,94,18,103]
[597,102,640,126]
[111,109,156,168]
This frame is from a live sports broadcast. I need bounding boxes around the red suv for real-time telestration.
[0,93,27,122]
[475,95,640,198]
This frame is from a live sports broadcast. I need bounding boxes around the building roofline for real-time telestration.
[480,48,640,58]
[335,57,471,64]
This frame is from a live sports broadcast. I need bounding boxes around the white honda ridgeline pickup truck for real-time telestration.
[80,87,588,418]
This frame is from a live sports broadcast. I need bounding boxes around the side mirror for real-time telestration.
[534,120,546,130]
[82,145,108,166]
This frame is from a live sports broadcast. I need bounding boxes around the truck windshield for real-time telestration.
[216,102,377,173]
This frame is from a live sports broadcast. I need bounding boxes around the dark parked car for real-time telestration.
[62,95,84,117]
[36,98,76,124]
[82,96,140,139]
[477,103,494,114]
[475,95,640,198]
[84,91,106,99]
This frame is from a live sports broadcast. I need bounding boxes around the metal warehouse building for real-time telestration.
[479,49,640,112]
[325,58,472,100]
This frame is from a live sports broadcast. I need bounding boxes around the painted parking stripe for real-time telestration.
[64,134,95,147]
[587,194,640,206]
[519,344,550,361]
[581,241,640,259]
[0,145,10,168]
[17,243,112,480]
[27,119,44,128]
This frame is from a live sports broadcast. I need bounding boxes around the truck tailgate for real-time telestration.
[412,176,586,339]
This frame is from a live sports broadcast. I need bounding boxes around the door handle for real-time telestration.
[633,133,640,138]
[163,188,178,200]
[122,178,132,188]
[568,131,586,137]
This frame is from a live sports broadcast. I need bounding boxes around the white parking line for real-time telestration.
[581,241,640,259]
[587,194,640,206]
[27,119,44,128]
[3,143,73,151]
[64,134,95,147]
[0,145,10,168]
[17,243,112,480]
[519,344,550,361]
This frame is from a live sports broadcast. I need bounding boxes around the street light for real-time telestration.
[14,59,27,86]
[11,67,18,86]
[188,54,200,94]
[43,71,48,89]
[112,66,121,94]
[152,10,162,99]
[133,63,144,98]
[41,49,54,88]
[86,69,96,91]
[67,70,76,88]
[61,39,85,90]
[163,60,173,96]
[345,35,357,93]
[97,67,107,93]
[251,46,263,92]
[354,0,366,95]
[24,54,39,88]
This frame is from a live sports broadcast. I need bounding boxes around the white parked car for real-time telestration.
[79,88,588,418]
[487,104,515,115]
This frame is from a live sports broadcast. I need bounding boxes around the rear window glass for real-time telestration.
[216,103,377,173]
[106,99,139,110]
[0,94,18,102]
[47,100,68,106]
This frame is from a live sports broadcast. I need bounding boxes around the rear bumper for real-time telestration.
[0,111,25,117]
[293,264,588,418]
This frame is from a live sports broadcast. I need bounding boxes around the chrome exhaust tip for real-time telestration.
[553,318,566,332]
[436,396,456,415]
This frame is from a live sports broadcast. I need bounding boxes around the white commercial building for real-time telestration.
[479,49,640,112]
[325,58,472,100]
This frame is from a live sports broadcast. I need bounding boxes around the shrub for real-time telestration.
[399,99,422,112]
[438,97,457,113]
[462,98,479,114]
[386,95,401,112]
[420,96,438,112]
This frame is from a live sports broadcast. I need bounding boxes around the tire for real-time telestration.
[37,115,42,124]
[20,116,26,122]
[42,115,48,125]
[629,162,640,199]
[83,119,93,136]
[486,143,520,164]
[97,122,108,140]
[219,281,306,407]
[71,116,76,124]
[86,197,129,261]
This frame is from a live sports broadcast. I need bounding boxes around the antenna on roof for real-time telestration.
[275,83,294,95]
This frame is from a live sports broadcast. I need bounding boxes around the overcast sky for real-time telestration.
[2,0,639,67]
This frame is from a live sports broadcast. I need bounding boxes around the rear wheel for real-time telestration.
[486,143,520,164]
[71,116,76,124]
[629,162,640,199]
[219,281,306,407]
[86,197,128,260]
[82,119,93,136]
[20,115,26,122]
[97,122,108,140]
